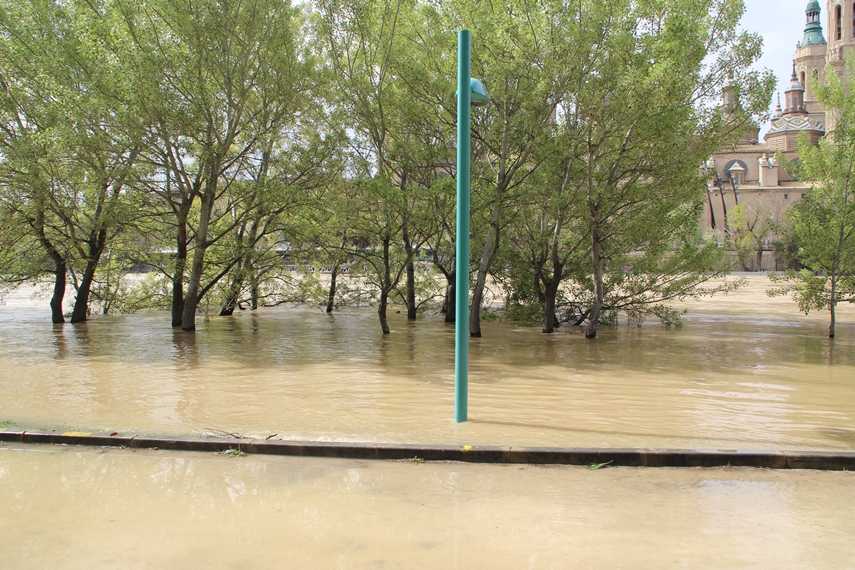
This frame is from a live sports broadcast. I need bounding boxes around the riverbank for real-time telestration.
[5,273,854,325]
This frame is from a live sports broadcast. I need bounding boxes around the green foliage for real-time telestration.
[0,0,774,337]
[290,271,331,308]
[728,203,773,271]
[478,0,772,336]
[393,263,444,314]
[770,203,805,271]
[109,274,173,314]
[770,59,855,336]
[768,270,855,315]
[0,0,149,324]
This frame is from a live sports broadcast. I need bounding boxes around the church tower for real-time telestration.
[826,1,855,84]
[796,0,827,125]
[765,63,825,150]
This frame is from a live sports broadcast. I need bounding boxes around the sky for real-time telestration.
[743,0,815,118]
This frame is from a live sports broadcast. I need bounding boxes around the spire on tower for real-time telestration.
[772,93,783,120]
[784,60,807,114]
[790,60,805,91]
[800,0,826,47]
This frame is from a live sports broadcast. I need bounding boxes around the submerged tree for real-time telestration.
[315,0,451,333]
[0,0,143,324]
[728,202,776,271]
[769,63,855,339]
[109,0,314,331]
[440,0,564,338]
[1,0,781,340]
[559,0,772,338]
[481,0,772,337]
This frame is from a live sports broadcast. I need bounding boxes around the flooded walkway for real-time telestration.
[1,276,854,451]
[1,444,854,569]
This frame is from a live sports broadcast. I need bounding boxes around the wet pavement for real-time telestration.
[2,444,854,569]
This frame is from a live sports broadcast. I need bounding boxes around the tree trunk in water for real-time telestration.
[219,277,240,316]
[469,203,501,338]
[70,229,108,324]
[829,275,837,339]
[171,269,185,326]
[402,222,416,321]
[182,174,217,332]
[182,251,205,330]
[378,289,390,334]
[250,275,259,310]
[405,257,416,320]
[70,261,97,324]
[433,251,455,322]
[219,298,237,317]
[34,209,67,324]
[444,271,456,323]
[50,260,67,324]
[541,281,559,334]
[219,253,244,315]
[326,263,339,313]
[586,233,604,339]
[378,236,392,334]
[171,221,188,327]
[469,273,486,337]
[327,232,349,314]
[71,178,118,323]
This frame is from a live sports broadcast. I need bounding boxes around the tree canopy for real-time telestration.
[769,60,855,339]
[1,0,773,337]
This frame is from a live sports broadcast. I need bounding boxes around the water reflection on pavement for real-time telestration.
[1,445,853,569]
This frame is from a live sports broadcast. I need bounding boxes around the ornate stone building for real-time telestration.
[701,0,853,269]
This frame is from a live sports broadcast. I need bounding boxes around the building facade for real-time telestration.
[701,0,853,269]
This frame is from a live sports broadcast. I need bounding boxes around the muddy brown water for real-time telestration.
[1,276,854,451]
[1,445,854,569]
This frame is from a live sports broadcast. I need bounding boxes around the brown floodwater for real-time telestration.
[1,444,854,569]
[1,277,854,451]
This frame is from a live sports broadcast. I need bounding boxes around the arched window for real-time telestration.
[836,5,842,40]
[724,160,748,185]
[800,71,806,86]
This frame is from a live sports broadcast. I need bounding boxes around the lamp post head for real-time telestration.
[469,78,489,106]
[457,78,490,107]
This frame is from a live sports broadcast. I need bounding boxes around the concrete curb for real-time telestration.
[1,430,854,470]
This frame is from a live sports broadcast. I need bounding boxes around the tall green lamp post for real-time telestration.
[455,30,488,423]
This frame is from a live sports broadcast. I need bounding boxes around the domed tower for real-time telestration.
[785,62,807,114]
[765,63,825,151]
[796,0,828,125]
[721,83,760,144]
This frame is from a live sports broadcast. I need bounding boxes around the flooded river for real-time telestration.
[1,445,854,569]
[1,276,854,451]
